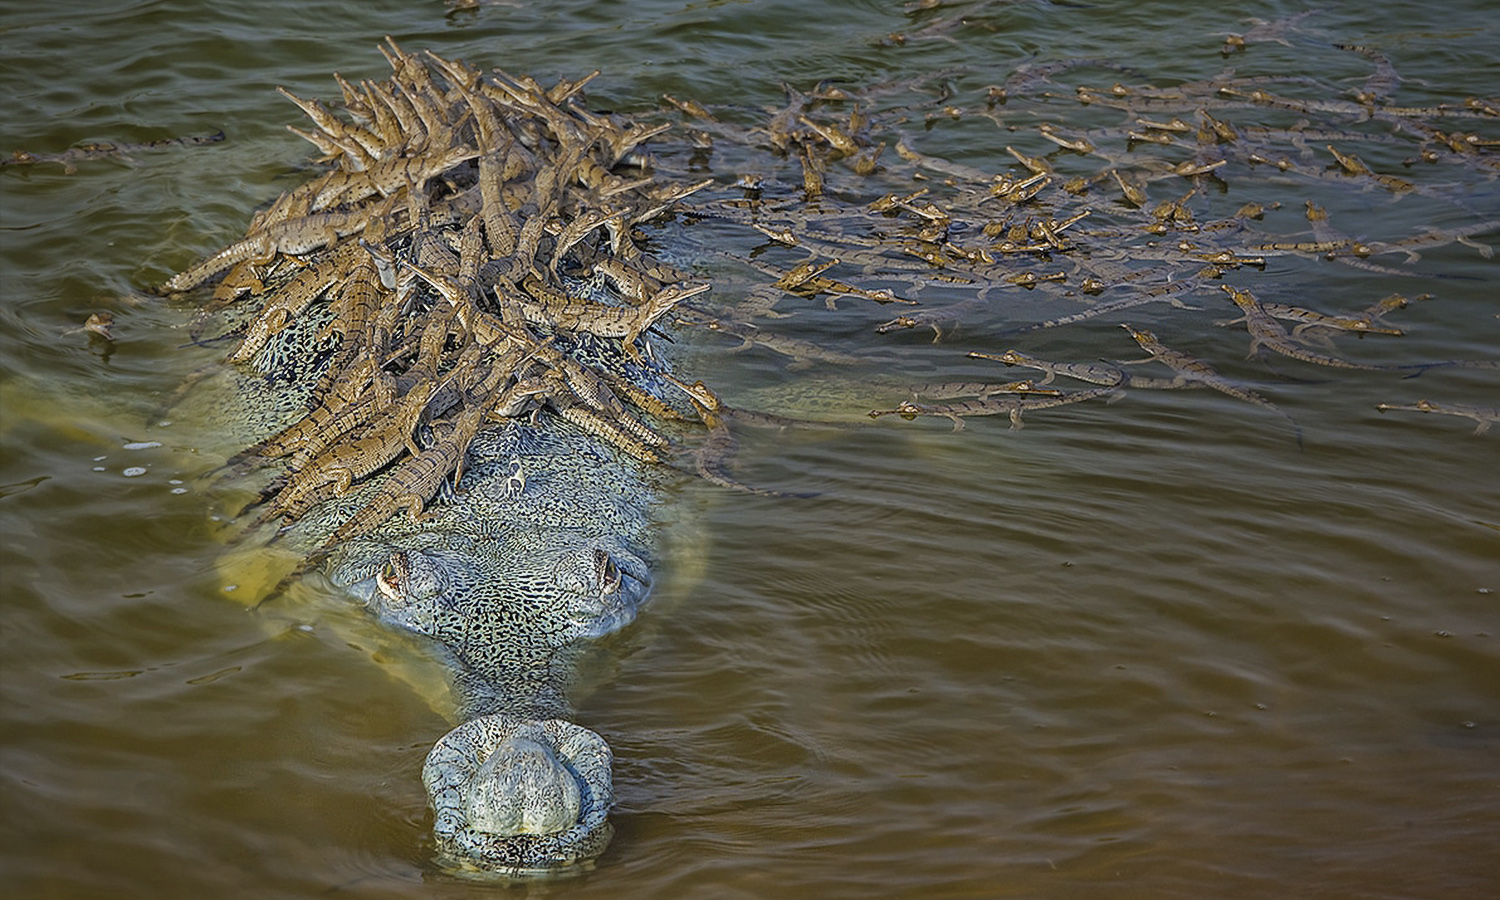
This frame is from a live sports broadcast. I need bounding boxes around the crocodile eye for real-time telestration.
[377,555,402,597]
[595,549,622,596]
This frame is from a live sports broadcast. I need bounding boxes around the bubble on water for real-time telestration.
[122,467,147,477]
[92,466,106,472]
[170,487,188,494]
[123,441,162,450]
[168,479,183,485]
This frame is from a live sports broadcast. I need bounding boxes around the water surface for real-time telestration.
[2,2,1497,898]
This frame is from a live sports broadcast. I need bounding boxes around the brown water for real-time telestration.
[3,2,1498,898]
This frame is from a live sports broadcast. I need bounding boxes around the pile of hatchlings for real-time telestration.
[162,40,730,547]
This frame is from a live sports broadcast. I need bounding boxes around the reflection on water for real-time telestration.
[2,2,1496,898]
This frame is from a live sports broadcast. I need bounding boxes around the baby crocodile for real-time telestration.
[969,349,1190,390]
[1376,399,1498,435]
[1119,323,1303,445]
[1220,284,1389,370]
[868,384,1114,431]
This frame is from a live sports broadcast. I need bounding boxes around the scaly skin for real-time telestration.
[277,86,387,165]
[229,240,367,363]
[325,380,493,546]
[517,281,711,352]
[321,418,661,711]
[160,207,379,293]
[313,143,479,211]
[1120,323,1280,408]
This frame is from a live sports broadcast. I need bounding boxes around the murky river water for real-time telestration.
[3,1,1497,898]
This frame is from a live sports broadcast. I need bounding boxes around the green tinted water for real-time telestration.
[3,2,1497,898]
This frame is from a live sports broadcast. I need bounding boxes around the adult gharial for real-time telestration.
[162,40,716,876]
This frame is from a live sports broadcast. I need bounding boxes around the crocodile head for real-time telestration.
[324,529,644,876]
[310,420,658,874]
